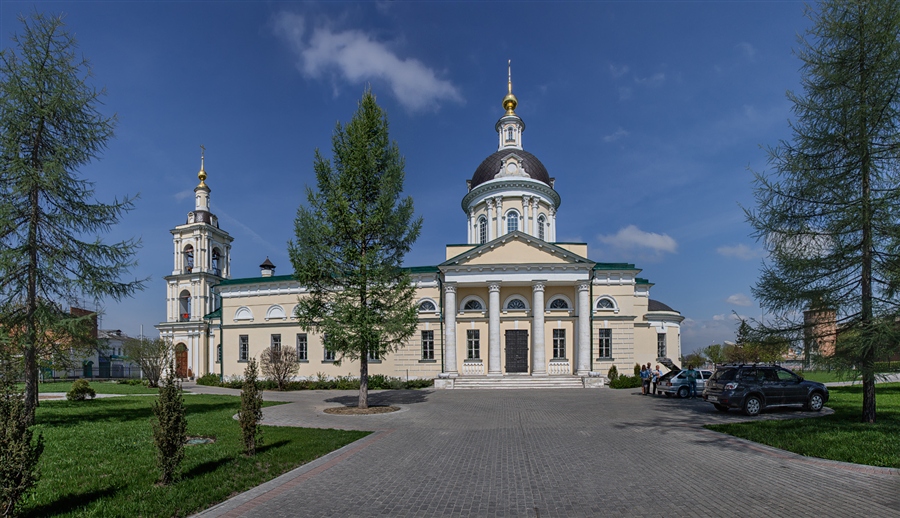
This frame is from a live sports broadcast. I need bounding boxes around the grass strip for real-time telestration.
[22,394,369,517]
[23,380,160,395]
[706,383,900,468]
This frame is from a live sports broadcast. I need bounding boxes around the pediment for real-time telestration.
[441,232,592,268]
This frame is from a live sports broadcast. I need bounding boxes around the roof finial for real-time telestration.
[502,59,518,115]
[198,144,207,188]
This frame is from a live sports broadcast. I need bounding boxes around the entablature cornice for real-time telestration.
[461,178,561,213]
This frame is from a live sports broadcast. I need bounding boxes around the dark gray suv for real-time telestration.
[702,364,829,416]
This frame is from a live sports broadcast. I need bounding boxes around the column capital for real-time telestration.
[444,283,457,294]
[469,207,475,216]
[549,207,556,216]
[532,282,546,292]
[486,198,494,209]
[577,282,590,292]
[488,282,501,293]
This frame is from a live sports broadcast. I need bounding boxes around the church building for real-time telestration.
[156,76,683,387]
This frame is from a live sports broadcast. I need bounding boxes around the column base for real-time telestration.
[576,369,590,376]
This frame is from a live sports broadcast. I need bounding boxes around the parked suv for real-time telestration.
[702,364,829,416]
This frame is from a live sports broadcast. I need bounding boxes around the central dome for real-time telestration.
[470,149,551,189]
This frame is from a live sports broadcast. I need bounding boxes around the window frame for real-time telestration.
[657,332,667,358]
[239,335,249,362]
[466,330,481,360]
[552,329,566,359]
[506,210,519,233]
[271,333,281,352]
[597,328,612,359]
[421,330,435,361]
[478,216,487,244]
[296,333,308,362]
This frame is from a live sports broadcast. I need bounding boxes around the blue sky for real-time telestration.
[1,1,814,353]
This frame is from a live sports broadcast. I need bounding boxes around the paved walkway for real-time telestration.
[186,384,899,518]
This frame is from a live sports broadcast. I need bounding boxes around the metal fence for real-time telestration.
[40,365,143,381]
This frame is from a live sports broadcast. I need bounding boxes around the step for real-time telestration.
[445,376,595,389]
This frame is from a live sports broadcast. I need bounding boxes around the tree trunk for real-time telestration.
[359,353,368,409]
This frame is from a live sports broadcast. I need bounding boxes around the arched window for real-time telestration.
[179,290,191,321]
[549,298,569,309]
[506,298,526,310]
[464,300,483,311]
[211,248,221,276]
[596,298,615,310]
[419,300,436,312]
[183,245,194,273]
[478,216,487,244]
[538,215,546,240]
[507,210,519,233]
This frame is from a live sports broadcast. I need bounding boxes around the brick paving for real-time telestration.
[189,385,899,517]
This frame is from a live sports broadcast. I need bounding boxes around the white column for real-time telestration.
[532,282,546,376]
[488,282,502,375]
[522,196,531,236]
[576,282,591,376]
[468,208,475,244]
[532,198,540,236]
[444,284,458,376]
[495,197,503,238]
[549,208,557,242]
[174,239,180,274]
[486,199,495,241]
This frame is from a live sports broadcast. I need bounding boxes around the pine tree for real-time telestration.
[238,358,262,455]
[289,89,422,409]
[0,13,145,424]
[151,360,186,485]
[747,0,900,423]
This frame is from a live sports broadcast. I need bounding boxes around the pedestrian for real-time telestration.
[640,363,651,395]
[686,365,698,398]
[651,364,661,395]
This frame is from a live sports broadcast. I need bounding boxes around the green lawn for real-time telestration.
[706,383,900,468]
[794,370,850,383]
[22,395,369,517]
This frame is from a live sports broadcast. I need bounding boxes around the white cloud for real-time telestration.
[597,225,677,254]
[716,244,762,260]
[726,293,753,307]
[712,314,726,321]
[736,41,757,60]
[273,12,463,112]
[174,189,194,202]
[634,72,666,87]
[609,63,630,78]
[602,128,629,143]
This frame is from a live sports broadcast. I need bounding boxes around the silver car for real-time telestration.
[657,369,712,398]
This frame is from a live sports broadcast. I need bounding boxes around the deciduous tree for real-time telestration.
[290,90,422,409]
[747,0,900,422]
[0,13,144,423]
[260,346,298,391]
[123,337,173,388]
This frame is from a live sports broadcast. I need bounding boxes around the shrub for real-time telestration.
[65,379,96,401]
[151,361,187,485]
[607,365,619,381]
[195,373,221,386]
[609,375,642,389]
[239,358,263,456]
[260,347,299,391]
[0,353,43,517]
[633,363,641,376]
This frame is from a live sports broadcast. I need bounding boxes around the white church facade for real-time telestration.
[157,79,683,385]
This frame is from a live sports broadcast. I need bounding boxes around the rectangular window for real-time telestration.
[657,333,666,358]
[367,349,381,361]
[552,329,566,359]
[598,329,612,359]
[296,333,308,361]
[239,335,249,362]
[323,335,335,362]
[271,334,281,352]
[421,330,435,360]
[467,330,480,359]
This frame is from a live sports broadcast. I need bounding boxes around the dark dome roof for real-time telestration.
[470,149,551,189]
[648,299,679,313]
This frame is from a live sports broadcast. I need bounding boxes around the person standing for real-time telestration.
[686,365,698,398]
[640,364,650,395]
[651,364,662,395]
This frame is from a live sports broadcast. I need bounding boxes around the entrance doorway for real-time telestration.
[505,330,529,373]
[175,343,188,378]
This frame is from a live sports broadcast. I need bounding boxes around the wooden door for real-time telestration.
[175,344,188,378]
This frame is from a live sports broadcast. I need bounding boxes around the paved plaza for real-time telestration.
[190,384,899,517]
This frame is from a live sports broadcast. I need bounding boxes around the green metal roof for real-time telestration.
[202,308,222,320]
[216,274,296,286]
[635,277,652,285]
[592,262,638,270]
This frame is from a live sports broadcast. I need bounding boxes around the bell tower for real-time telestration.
[156,147,234,378]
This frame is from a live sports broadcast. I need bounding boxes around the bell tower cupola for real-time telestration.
[195,145,211,212]
[496,60,525,151]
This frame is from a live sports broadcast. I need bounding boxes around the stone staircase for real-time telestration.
[440,375,602,389]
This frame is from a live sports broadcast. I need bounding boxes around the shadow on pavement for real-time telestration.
[325,389,433,406]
